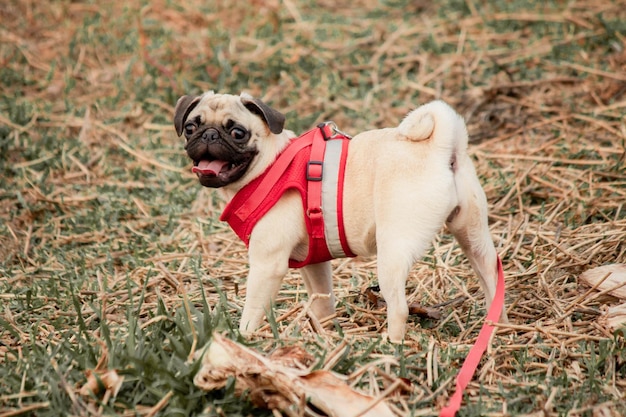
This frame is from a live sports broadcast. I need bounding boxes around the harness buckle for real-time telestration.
[317,121,352,140]
[306,160,323,181]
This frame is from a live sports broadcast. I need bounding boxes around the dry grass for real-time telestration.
[0,0,625,416]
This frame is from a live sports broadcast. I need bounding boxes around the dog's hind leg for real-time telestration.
[373,170,458,342]
[300,261,336,321]
[446,155,507,322]
[376,213,445,343]
[376,251,412,343]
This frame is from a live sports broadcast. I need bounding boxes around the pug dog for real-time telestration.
[174,91,504,343]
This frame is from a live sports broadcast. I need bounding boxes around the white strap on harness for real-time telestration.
[321,139,347,258]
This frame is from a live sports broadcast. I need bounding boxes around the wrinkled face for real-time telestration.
[173,92,285,188]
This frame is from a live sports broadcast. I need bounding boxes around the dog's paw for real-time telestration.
[381,331,405,344]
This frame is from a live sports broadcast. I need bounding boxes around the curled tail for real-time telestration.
[397,100,468,153]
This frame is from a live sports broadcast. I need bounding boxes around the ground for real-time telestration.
[0,0,625,416]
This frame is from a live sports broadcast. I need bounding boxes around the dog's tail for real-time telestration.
[396,100,468,152]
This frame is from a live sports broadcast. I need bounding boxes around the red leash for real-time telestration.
[439,255,506,417]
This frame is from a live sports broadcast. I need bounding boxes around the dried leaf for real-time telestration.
[194,333,396,417]
[79,369,124,397]
[364,286,441,319]
[299,371,395,417]
[580,264,626,299]
[408,303,442,320]
[364,285,384,307]
[268,345,315,368]
[599,303,626,333]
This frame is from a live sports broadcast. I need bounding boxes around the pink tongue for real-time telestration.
[192,160,229,176]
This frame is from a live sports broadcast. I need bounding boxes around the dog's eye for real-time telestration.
[230,127,247,141]
[184,123,197,137]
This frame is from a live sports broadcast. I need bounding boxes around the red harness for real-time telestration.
[220,123,356,268]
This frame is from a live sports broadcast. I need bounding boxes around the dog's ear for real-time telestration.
[174,95,202,136]
[240,94,285,134]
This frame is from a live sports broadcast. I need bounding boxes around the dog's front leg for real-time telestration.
[239,249,289,336]
[300,262,335,320]
[238,192,305,336]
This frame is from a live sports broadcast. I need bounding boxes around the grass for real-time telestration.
[1,0,625,416]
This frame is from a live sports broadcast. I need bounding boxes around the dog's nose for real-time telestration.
[201,128,220,143]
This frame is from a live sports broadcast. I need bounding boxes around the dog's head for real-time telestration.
[174,91,286,188]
